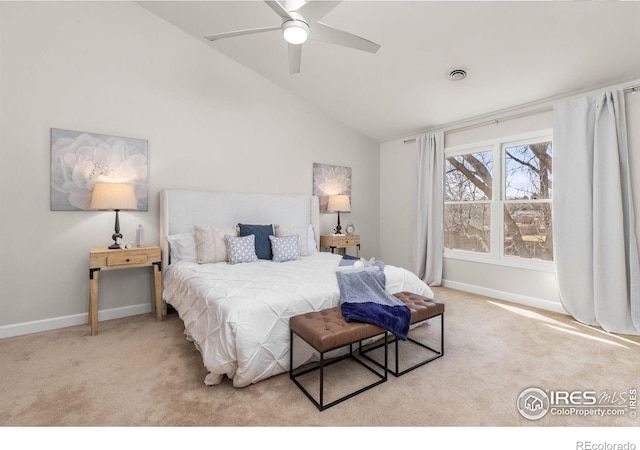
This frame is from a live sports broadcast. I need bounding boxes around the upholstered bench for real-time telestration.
[361,291,444,376]
[289,306,388,411]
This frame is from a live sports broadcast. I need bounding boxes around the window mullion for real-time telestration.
[492,143,502,259]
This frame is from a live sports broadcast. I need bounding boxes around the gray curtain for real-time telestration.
[414,131,444,286]
[553,90,639,335]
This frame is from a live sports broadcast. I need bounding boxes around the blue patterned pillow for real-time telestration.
[269,235,299,262]
[225,235,258,264]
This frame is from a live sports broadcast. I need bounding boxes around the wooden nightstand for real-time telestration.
[89,246,163,336]
[320,234,360,257]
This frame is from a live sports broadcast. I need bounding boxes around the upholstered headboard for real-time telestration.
[159,189,320,270]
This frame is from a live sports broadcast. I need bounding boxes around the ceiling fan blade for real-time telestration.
[296,1,341,22]
[311,22,381,53]
[279,0,306,12]
[264,1,294,20]
[288,43,302,74]
[204,26,281,42]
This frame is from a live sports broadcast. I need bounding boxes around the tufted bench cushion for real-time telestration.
[289,306,388,411]
[289,306,386,353]
[393,291,445,325]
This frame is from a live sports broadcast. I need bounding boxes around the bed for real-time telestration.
[160,189,434,387]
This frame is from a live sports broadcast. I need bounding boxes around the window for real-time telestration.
[444,131,553,268]
[444,149,493,254]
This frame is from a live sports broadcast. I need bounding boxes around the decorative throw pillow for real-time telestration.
[238,223,273,260]
[274,224,311,257]
[167,233,197,263]
[225,235,258,265]
[194,225,237,263]
[269,235,299,262]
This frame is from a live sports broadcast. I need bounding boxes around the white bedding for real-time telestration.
[163,251,434,387]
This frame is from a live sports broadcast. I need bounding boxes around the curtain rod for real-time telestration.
[403,82,640,144]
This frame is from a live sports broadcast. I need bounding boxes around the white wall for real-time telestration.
[380,92,640,314]
[0,2,379,337]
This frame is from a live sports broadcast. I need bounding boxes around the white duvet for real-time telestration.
[163,252,434,387]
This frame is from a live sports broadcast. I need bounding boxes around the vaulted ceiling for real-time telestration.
[140,1,640,142]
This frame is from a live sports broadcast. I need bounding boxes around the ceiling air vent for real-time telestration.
[448,69,467,81]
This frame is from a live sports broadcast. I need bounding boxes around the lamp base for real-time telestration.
[334,211,343,234]
[110,210,123,249]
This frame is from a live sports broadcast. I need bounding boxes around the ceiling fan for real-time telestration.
[204,0,381,74]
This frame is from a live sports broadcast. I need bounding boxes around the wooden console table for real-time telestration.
[89,246,163,336]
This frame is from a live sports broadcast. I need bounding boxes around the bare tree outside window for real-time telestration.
[504,141,553,261]
[444,150,492,253]
[444,138,553,262]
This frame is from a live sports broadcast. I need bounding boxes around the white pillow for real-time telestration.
[167,233,197,263]
[194,225,237,263]
[275,224,313,257]
[225,235,258,265]
[307,224,317,255]
[269,235,299,262]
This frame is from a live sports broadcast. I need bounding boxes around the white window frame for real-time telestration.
[443,129,554,272]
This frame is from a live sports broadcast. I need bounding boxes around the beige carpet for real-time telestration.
[1,287,638,433]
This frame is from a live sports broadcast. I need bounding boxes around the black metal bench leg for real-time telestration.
[359,313,444,377]
[289,328,294,380]
[290,330,389,411]
[319,352,324,409]
[441,313,445,356]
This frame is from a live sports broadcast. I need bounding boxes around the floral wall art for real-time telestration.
[50,128,148,211]
[312,163,352,212]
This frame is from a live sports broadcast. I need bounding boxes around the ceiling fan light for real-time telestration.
[282,20,309,44]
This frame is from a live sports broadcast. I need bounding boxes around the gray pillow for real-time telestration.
[269,235,299,262]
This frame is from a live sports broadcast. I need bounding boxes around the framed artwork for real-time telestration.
[50,128,148,211]
[312,163,352,212]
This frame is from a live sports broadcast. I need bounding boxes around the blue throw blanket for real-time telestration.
[336,256,411,340]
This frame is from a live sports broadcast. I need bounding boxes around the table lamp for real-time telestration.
[90,183,138,249]
[327,194,351,235]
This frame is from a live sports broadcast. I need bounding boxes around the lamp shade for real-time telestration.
[327,195,351,213]
[90,183,138,211]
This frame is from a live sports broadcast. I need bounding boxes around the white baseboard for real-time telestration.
[440,279,568,315]
[0,303,153,339]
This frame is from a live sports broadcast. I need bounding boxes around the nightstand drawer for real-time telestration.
[90,246,161,270]
[107,254,148,266]
[341,238,358,246]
